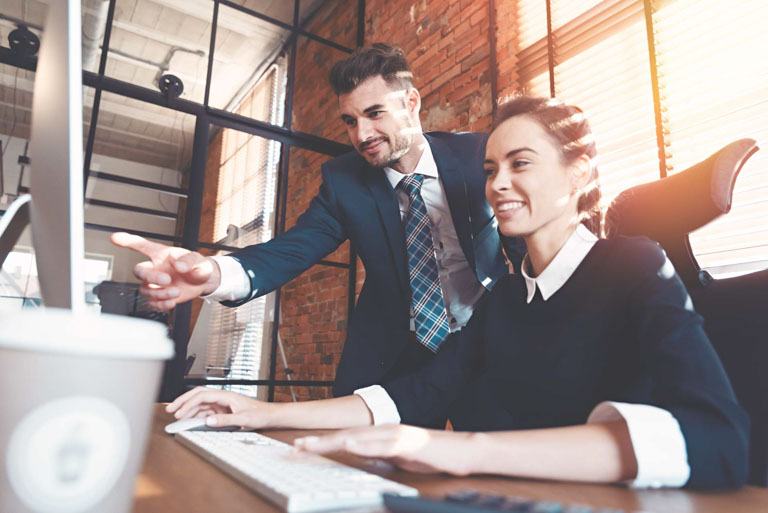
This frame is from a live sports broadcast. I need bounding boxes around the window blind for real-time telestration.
[652,0,768,276]
[509,0,767,274]
[195,59,286,397]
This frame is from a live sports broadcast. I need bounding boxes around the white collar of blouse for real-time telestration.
[521,223,598,303]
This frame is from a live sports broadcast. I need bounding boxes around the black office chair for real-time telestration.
[606,138,768,487]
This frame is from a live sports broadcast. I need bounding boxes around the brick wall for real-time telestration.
[198,0,519,401]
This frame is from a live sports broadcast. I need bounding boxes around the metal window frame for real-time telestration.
[0,0,367,401]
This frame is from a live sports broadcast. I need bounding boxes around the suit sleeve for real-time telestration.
[381,295,489,426]
[221,165,347,307]
[624,239,749,489]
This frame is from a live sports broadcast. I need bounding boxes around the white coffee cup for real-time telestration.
[0,308,174,513]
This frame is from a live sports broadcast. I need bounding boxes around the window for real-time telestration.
[508,0,768,276]
[0,248,112,313]
[187,59,286,398]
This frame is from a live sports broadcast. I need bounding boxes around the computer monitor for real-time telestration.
[0,0,85,311]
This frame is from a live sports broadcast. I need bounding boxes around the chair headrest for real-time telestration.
[605,139,759,287]
[607,139,758,238]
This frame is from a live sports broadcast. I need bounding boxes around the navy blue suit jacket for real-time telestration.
[225,132,524,396]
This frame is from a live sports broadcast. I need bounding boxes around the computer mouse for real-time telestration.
[164,417,240,434]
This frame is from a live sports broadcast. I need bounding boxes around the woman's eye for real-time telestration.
[483,167,496,176]
[512,159,530,169]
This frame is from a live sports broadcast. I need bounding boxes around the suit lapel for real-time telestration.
[426,134,476,268]
[364,164,410,296]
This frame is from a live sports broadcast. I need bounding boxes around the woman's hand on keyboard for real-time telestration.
[166,387,276,428]
[295,425,478,476]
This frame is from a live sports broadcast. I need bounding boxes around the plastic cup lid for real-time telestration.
[0,308,174,360]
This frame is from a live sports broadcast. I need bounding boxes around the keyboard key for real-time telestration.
[175,431,417,513]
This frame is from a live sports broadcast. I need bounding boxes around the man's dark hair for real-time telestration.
[328,43,413,95]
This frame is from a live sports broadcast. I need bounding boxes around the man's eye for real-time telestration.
[369,111,383,118]
[344,118,356,127]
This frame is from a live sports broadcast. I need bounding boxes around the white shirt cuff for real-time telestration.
[353,385,402,426]
[587,401,690,488]
[202,256,252,302]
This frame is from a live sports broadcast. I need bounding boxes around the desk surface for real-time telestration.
[134,405,768,513]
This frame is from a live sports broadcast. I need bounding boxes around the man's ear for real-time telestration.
[569,154,592,191]
[406,87,421,116]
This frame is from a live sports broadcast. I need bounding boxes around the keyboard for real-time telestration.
[174,430,418,512]
[384,490,630,513]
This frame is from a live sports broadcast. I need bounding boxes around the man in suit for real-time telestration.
[113,43,523,415]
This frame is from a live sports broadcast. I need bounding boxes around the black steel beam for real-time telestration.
[219,0,354,54]
[85,223,182,244]
[86,198,178,219]
[17,186,178,219]
[0,49,352,158]
[357,0,366,47]
[83,0,117,190]
[267,0,302,403]
[208,108,351,156]
[89,171,189,197]
[203,1,219,107]
[162,116,210,401]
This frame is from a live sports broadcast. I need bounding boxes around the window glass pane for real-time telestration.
[87,91,190,237]
[552,0,659,205]
[238,0,295,25]
[199,128,281,249]
[208,3,290,112]
[292,35,351,144]
[276,258,349,391]
[277,145,351,386]
[655,0,768,275]
[185,253,274,399]
[299,0,357,49]
[85,228,172,320]
[82,0,110,72]
[0,248,37,300]
[0,232,126,317]
[107,0,212,104]
[0,63,33,203]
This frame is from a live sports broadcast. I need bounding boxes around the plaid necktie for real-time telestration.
[397,174,450,352]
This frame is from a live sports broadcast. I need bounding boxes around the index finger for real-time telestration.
[111,232,166,258]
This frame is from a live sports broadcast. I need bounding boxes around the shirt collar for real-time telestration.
[521,224,598,303]
[383,136,438,188]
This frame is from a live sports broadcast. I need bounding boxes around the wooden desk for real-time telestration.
[134,405,768,513]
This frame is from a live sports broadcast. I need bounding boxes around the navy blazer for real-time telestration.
[225,132,523,395]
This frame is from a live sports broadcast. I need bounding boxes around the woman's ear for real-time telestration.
[569,154,592,193]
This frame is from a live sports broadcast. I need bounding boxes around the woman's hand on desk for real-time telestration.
[110,232,221,310]
[166,387,275,429]
[295,425,477,476]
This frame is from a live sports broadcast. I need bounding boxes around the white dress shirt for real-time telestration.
[206,137,486,334]
[384,139,485,333]
[355,224,691,488]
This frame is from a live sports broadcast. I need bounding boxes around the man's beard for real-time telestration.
[359,132,412,168]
